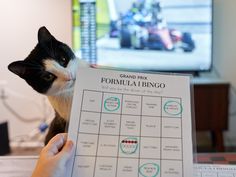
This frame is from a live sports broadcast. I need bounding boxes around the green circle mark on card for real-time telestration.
[104,96,120,112]
[139,163,160,177]
[164,100,182,116]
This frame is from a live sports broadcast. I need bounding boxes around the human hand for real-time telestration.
[31,133,74,177]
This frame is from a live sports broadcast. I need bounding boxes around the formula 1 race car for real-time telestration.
[119,24,195,52]
[110,0,195,52]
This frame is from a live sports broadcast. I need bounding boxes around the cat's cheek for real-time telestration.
[45,87,58,96]
[45,82,61,95]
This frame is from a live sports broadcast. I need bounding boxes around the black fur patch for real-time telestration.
[44,112,67,145]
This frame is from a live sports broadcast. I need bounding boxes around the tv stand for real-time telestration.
[193,78,230,152]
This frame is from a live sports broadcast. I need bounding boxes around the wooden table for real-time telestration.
[193,78,230,152]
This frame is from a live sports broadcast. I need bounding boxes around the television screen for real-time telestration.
[73,0,212,72]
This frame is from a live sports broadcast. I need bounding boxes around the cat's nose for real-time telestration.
[65,72,75,81]
[62,72,71,81]
[70,72,76,81]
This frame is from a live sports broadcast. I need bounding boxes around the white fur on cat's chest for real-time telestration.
[48,90,73,120]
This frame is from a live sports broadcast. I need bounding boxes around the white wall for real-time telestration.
[0,0,72,141]
[213,0,236,83]
[211,0,236,146]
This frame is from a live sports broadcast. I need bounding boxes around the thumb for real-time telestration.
[57,140,74,162]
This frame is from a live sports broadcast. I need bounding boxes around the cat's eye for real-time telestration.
[60,57,68,67]
[62,57,66,62]
[43,73,55,81]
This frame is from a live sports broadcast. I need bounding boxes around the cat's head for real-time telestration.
[8,26,81,96]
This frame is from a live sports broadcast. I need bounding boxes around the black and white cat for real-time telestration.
[8,26,88,144]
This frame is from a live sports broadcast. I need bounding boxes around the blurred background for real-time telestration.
[1,0,236,155]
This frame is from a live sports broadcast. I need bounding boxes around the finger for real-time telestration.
[45,133,67,156]
[57,140,74,161]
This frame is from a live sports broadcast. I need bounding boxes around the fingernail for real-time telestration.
[68,140,74,151]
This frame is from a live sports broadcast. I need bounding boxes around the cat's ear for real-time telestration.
[38,26,55,44]
[8,61,28,78]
